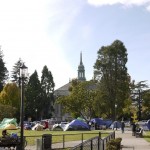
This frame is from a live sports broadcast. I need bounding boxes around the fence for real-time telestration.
[51,132,105,149]
[70,131,115,150]
[0,132,112,150]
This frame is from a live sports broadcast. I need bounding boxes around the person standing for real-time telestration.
[121,121,125,133]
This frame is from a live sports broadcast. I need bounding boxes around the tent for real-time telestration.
[103,119,113,128]
[90,118,105,126]
[63,119,89,131]
[0,118,18,129]
[4,124,17,130]
[146,120,150,130]
[32,123,44,131]
[77,117,86,122]
[52,124,63,131]
[110,121,121,129]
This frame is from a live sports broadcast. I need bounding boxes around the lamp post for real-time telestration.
[115,104,117,121]
[20,63,28,150]
[35,109,37,121]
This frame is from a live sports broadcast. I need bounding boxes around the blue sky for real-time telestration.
[0,0,150,89]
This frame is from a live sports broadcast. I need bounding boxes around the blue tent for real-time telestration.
[63,119,89,131]
[103,120,113,128]
[90,118,105,126]
[110,121,121,129]
[146,120,150,130]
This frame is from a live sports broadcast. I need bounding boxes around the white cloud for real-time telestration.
[87,0,150,9]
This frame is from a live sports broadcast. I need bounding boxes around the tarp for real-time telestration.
[64,119,89,131]
[0,118,18,129]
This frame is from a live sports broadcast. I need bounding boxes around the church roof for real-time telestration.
[54,82,71,96]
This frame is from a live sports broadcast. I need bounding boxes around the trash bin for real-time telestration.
[42,134,52,150]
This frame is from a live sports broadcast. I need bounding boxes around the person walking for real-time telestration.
[121,121,125,133]
[131,122,136,136]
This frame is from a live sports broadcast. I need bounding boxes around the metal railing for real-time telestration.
[70,131,115,150]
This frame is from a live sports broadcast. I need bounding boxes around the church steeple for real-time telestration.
[78,52,86,81]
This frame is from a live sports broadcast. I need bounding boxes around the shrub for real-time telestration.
[106,137,122,150]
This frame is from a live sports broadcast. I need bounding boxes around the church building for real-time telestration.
[53,52,86,121]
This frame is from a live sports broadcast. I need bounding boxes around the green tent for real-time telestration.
[0,118,18,129]
[77,117,86,122]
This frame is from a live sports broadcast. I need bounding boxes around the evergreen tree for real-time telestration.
[25,70,42,120]
[11,58,22,87]
[41,65,55,119]
[0,48,8,91]
[94,40,130,120]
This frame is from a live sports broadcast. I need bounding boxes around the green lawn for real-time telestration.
[144,131,150,142]
[0,129,110,145]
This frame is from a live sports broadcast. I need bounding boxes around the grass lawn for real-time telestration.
[0,129,110,145]
[144,131,150,142]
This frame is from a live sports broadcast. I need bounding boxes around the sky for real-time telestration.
[0,0,150,89]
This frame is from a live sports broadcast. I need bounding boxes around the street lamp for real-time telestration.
[35,109,38,121]
[20,63,28,150]
[115,104,117,121]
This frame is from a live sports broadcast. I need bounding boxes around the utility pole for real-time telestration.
[138,90,142,121]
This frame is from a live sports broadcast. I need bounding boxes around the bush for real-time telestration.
[106,138,122,150]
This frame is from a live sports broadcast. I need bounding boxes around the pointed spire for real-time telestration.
[78,52,86,81]
[80,51,83,65]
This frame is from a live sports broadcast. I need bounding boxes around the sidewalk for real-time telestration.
[115,129,150,150]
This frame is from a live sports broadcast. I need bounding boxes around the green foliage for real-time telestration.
[25,70,42,120]
[94,40,130,120]
[0,83,20,107]
[57,80,97,120]
[0,49,8,92]
[0,104,17,120]
[130,80,149,120]
[106,138,122,150]
[0,83,20,119]
[11,58,22,87]
[41,65,55,119]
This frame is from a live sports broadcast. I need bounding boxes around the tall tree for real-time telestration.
[94,40,130,121]
[11,58,23,87]
[0,83,20,119]
[0,48,8,91]
[130,80,149,120]
[41,65,55,119]
[25,70,42,120]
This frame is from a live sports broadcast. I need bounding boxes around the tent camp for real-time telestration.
[63,119,89,131]
[0,118,18,129]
